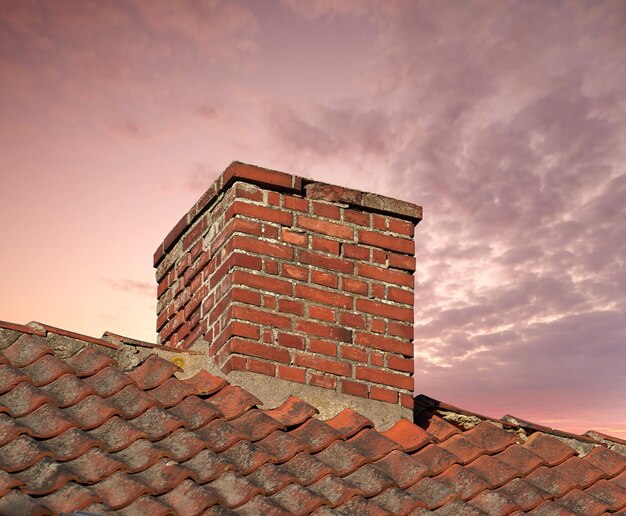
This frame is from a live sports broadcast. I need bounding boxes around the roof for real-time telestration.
[1,321,625,515]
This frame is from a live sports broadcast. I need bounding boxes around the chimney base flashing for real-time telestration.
[226,369,412,431]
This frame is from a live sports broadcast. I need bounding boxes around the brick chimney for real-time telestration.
[154,162,422,424]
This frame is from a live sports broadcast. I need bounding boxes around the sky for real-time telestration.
[1,0,625,437]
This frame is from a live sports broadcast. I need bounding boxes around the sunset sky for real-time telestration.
[1,0,624,437]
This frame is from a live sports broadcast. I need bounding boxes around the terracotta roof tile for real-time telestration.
[0,380,53,417]
[308,474,360,506]
[407,475,459,509]
[64,345,114,377]
[2,334,53,367]
[583,445,626,477]
[467,489,522,515]
[269,482,328,515]
[527,499,576,515]
[325,408,373,438]
[39,372,95,407]
[208,385,261,420]
[372,449,429,488]
[557,487,611,514]
[289,417,343,453]
[168,394,222,430]
[159,478,219,514]
[523,432,577,466]
[433,498,488,515]
[494,443,547,475]
[435,463,490,500]
[280,452,334,486]
[19,353,73,386]
[465,454,521,488]
[127,354,180,390]
[584,478,626,511]
[314,440,370,476]
[381,418,434,452]
[2,325,625,514]
[229,408,285,441]
[246,462,293,494]
[39,482,101,514]
[370,486,424,514]
[496,477,550,512]
[412,443,460,475]
[83,364,135,397]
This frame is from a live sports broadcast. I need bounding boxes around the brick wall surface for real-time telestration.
[154,162,422,408]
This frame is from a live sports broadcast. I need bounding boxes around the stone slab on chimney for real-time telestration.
[154,162,422,426]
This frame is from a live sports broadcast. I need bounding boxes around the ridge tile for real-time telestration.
[523,432,576,466]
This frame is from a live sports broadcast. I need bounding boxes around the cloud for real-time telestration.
[268,0,626,424]
[104,278,154,297]
[111,118,150,139]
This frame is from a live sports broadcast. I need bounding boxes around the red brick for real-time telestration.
[231,287,262,306]
[343,209,370,227]
[341,380,368,398]
[295,353,351,376]
[267,191,280,206]
[232,305,293,329]
[297,216,354,240]
[232,270,293,296]
[230,339,291,363]
[309,305,336,322]
[281,263,308,281]
[341,277,368,296]
[372,249,387,265]
[356,366,413,390]
[282,228,307,246]
[264,259,279,275]
[226,200,293,226]
[229,235,293,260]
[370,318,386,334]
[312,235,340,255]
[356,298,413,322]
[277,332,305,350]
[401,393,414,409]
[387,287,414,305]
[283,195,308,212]
[355,332,413,356]
[277,365,306,383]
[387,321,413,339]
[373,214,388,231]
[222,355,246,374]
[278,298,304,316]
[210,218,263,255]
[296,284,353,309]
[309,339,337,357]
[176,254,191,277]
[262,294,276,309]
[339,312,366,329]
[183,217,208,251]
[310,373,336,389]
[312,270,338,288]
[340,345,367,363]
[358,263,413,288]
[234,183,263,201]
[223,162,295,191]
[247,358,275,376]
[370,386,398,404]
[343,244,370,260]
[263,329,272,343]
[371,283,386,300]
[389,253,416,272]
[299,249,354,274]
[312,201,341,220]
[388,355,413,373]
[358,229,414,254]
[263,224,279,240]
[388,218,414,236]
